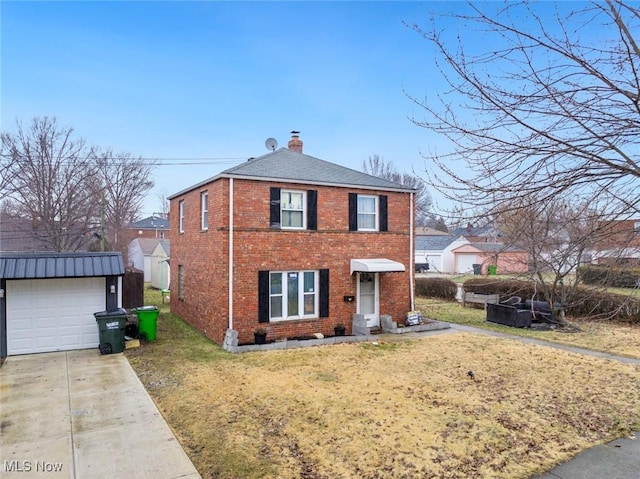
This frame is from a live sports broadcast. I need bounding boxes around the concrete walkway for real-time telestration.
[0,349,201,479]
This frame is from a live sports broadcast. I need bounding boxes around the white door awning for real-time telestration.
[350,258,406,274]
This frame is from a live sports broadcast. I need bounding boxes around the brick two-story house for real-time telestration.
[168,133,416,345]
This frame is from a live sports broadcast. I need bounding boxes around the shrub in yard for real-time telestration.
[462,278,538,299]
[462,277,640,323]
[414,277,458,300]
[565,288,640,323]
[579,265,640,288]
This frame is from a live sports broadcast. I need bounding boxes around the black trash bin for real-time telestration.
[94,308,128,354]
[472,264,482,275]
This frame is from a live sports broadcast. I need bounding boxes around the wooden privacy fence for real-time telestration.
[123,267,144,309]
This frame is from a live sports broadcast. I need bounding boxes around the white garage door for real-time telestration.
[425,254,443,272]
[7,277,105,355]
[456,254,479,274]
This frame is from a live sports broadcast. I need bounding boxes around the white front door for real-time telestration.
[357,272,379,328]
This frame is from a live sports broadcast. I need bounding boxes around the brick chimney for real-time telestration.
[287,130,303,153]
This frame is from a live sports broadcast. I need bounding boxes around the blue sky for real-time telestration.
[1,1,569,217]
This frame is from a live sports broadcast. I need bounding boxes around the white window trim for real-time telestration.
[269,270,318,321]
[357,194,378,232]
[179,200,185,233]
[201,191,208,231]
[281,190,306,230]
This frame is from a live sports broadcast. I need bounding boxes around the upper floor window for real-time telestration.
[201,191,209,231]
[281,190,305,229]
[270,187,317,231]
[634,221,640,235]
[179,200,185,233]
[349,193,388,232]
[357,195,377,231]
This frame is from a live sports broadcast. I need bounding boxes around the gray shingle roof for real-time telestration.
[130,238,163,255]
[127,216,169,230]
[0,252,125,279]
[169,148,414,199]
[468,242,526,253]
[415,235,458,250]
[222,148,411,190]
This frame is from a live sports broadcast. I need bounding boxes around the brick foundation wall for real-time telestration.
[170,178,413,345]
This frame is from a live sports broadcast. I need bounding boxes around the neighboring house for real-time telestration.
[126,215,169,239]
[415,234,528,274]
[590,219,640,266]
[415,235,469,273]
[118,215,170,256]
[127,238,163,281]
[0,252,125,358]
[150,240,170,290]
[168,132,416,345]
[451,223,502,243]
[0,212,97,252]
[451,243,528,274]
[414,226,449,236]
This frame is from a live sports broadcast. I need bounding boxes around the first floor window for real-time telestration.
[259,269,329,323]
[269,270,317,320]
[178,265,185,300]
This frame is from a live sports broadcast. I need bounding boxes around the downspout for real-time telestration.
[228,178,234,331]
[410,191,415,311]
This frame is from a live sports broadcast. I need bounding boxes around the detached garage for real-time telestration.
[0,252,124,358]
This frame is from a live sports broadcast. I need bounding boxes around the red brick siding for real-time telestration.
[594,220,640,249]
[170,178,413,344]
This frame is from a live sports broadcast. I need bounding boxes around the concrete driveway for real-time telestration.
[1,349,201,479]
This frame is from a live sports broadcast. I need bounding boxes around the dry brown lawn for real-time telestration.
[126,302,640,479]
[416,297,640,359]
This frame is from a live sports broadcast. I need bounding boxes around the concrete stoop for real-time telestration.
[380,314,451,334]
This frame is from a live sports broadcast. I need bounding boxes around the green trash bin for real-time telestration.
[488,265,497,275]
[94,308,127,354]
[135,306,159,341]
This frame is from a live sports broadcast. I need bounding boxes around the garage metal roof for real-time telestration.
[0,252,125,279]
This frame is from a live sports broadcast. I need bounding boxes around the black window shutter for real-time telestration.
[379,195,388,232]
[270,187,281,229]
[348,193,357,231]
[307,190,317,230]
[319,269,329,318]
[258,270,270,323]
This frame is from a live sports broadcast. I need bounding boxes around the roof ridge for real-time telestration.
[220,148,413,191]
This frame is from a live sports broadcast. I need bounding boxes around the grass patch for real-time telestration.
[125,286,640,479]
[416,297,640,359]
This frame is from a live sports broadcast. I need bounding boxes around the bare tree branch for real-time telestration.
[362,154,432,225]
[2,117,99,251]
[96,149,156,250]
[406,0,640,215]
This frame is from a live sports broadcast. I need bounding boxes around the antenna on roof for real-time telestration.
[265,137,278,151]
